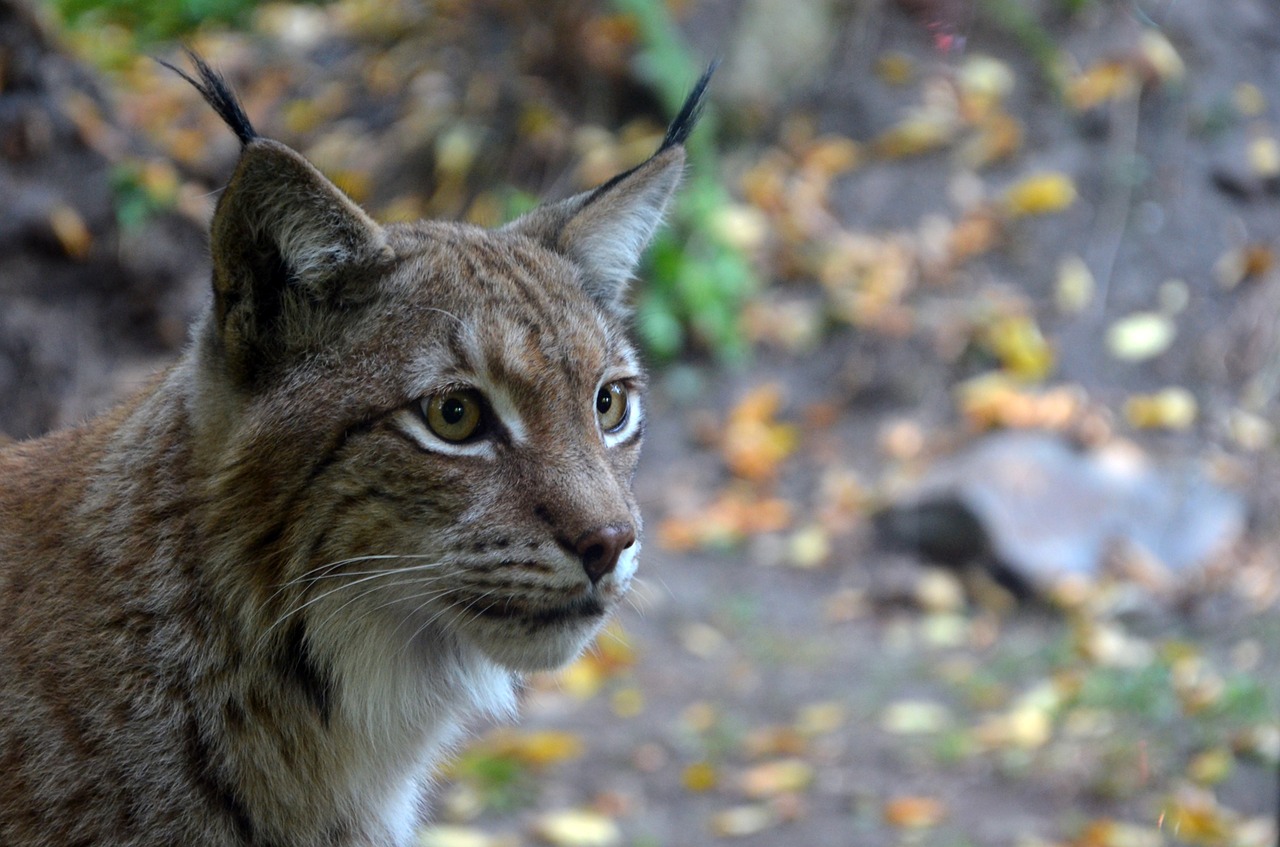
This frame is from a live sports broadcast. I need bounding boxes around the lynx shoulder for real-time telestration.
[0,53,712,847]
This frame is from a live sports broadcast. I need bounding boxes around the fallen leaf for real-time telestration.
[787,524,830,569]
[1067,60,1139,111]
[48,205,92,260]
[1234,83,1266,118]
[1073,818,1163,847]
[1138,30,1184,84]
[1187,748,1234,785]
[1004,172,1078,217]
[610,687,644,718]
[795,701,846,736]
[1248,136,1280,178]
[983,314,1055,380]
[739,759,814,799]
[417,825,515,847]
[883,796,946,829]
[1124,388,1197,431]
[722,384,799,482]
[531,810,621,847]
[473,730,584,770]
[710,804,775,838]
[881,700,952,735]
[681,761,719,793]
[874,51,915,86]
[873,113,957,159]
[1106,312,1175,361]
[1056,255,1095,314]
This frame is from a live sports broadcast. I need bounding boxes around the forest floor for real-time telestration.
[19,0,1280,845]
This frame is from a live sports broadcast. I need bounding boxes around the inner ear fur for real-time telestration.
[210,139,393,385]
[504,146,684,312]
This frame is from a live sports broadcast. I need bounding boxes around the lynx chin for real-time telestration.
[0,52,713,847]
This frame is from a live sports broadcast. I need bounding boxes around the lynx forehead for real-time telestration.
[0,51,713,847]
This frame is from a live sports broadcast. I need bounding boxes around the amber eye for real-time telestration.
[423,389,484,442]
[596,382,629,432]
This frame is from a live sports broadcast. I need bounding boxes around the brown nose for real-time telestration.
[576,524,636,584]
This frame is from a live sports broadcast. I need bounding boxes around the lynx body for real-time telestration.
[0,55,710,846]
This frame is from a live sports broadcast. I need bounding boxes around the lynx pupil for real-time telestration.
[442,398,465,424]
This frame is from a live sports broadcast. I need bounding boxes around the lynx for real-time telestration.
[0,53,711,846]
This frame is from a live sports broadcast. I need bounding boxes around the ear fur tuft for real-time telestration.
[157,49,257,147]
[504,62,716,311]
[659,59,718,152]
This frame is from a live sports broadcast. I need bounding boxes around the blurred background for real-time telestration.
[1,0,1279,844]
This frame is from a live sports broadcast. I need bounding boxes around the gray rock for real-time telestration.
[876,431,1247,593]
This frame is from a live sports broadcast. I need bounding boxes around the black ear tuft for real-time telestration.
[157,48,257,147]
[659,59,718,152]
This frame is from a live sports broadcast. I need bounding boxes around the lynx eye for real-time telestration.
[596,382,629,432]
[422,389,484,442]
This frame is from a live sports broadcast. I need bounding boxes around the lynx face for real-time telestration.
[262,223,648,674]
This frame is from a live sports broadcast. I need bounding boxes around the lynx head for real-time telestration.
[167,54,712,682]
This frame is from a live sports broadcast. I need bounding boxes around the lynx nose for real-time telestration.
[577,524,636,584]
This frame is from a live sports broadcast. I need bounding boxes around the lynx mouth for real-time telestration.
[466,593,607,629]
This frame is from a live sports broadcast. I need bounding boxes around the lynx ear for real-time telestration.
[505,62,715,311]
[167,52,393,384]
[209,140,392,382]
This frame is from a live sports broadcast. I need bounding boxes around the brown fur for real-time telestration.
[0,57,707,846]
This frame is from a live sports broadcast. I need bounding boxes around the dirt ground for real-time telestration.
[5,1,1280,845]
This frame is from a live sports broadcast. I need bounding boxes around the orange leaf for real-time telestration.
[883,796,946,828]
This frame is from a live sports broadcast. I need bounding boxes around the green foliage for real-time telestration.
[613,0,757,363]
[50,0,278,42]
[109,160,177,231]
[449,750,537,813]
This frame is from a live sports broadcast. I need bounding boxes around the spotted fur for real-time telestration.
[0,55,711,847]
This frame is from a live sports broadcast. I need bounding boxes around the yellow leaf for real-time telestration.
[984,314,1055,381]
[874,51,915,86]
[873,114,956,159]
[1165,795,1234,846]
[739,758,814,799]
[610,687,644,718]
[490,730,584,769]
[48,205,92,260]
[1067,61,1138,111]
[1187,748,1234,785]
[1004,172,1078,217]
[681,761,718,793]
[800,135,862,177]
[959,112,1024,167]
[1074,818,1163,847]
[1124,388,1197,431]
[557,656,605,699]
